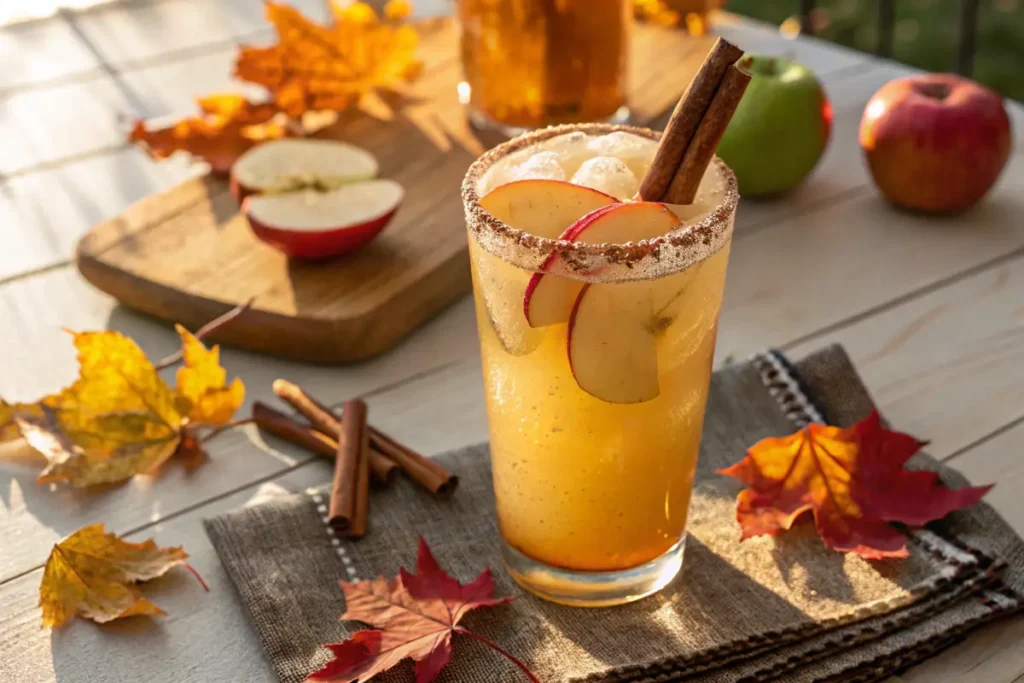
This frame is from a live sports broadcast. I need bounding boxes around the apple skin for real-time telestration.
[244,201,397,260]
[715,54,831,196]
[859,74,1012,213]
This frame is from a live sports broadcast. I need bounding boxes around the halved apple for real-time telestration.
[524,202,681,328]
[474,179,618,354]
[567,274,694,404]
[230,139,378,203]
[243,179,403,260]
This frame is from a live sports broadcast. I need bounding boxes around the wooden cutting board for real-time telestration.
[76,19,714,364]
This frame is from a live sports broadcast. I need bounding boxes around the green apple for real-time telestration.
[716,54,831,196]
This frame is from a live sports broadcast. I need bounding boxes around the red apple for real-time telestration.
[243,180,403,260]
[230,138,378,203]
[859,74,1012,213]
[524,202,680,328]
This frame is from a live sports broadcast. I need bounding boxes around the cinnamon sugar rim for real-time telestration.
[461,123,738,279]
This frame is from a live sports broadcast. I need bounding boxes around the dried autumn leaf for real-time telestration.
[11,328,243,488]
[719,411,993,559]
[307,538,537,683]
[1,399,39,442]
[129,94,288,175]
[175,324,245,426]
[235,1,421,120]
[39,524,205,628]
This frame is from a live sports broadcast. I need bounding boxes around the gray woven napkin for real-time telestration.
[205,345,1024,683]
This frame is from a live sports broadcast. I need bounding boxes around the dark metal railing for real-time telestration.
[799,0,981,77]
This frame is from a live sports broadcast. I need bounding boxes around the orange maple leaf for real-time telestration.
[235,0,421,119]
[129,94,289,175]
[718,411,992,559]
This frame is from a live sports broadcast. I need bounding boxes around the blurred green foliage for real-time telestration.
[725,0,1024,102]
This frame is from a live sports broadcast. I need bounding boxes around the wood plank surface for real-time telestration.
[3,7,1024,682]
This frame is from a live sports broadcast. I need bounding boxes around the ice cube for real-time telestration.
[509,151,566,182]
[570,156,638,200]
[586,132,659,178]
[539,132,593,177]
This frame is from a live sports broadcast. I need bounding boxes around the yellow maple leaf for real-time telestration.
[234,1,421,119]
[10,328,244,488]
[1,399,39,442]
[40,524,200,628]
[175,325,245,426]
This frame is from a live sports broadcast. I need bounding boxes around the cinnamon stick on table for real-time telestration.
[251,401,398,486]
[252,401,337,458]
[330,399,370,536]
[639,38,752,205]
[272,379,399,486]
[273,379,457,497]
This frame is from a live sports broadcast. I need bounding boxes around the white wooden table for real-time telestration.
[1,3,1023,681]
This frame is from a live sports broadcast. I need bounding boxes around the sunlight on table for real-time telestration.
[0,0,117,26]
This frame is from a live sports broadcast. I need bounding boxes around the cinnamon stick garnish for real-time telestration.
[663,61,752,204]
[639,38,750,204]
[252,401,398,486]
[330,399,369,535]
[274,378,457,497]
[273,379,399,486]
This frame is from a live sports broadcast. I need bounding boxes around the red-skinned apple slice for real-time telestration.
[243,179,402,260]
[524,202,681,328]
[230,139,378,202]
[474,179,618,354]
[477,179,618,238]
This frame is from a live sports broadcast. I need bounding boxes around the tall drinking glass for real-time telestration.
[457,0,631,132]
[462,124,738,606]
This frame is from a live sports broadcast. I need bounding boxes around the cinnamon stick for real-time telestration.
[252,401,398,486]
[369,428,458,497]
[275,379,457,497]
[273,379,399,486]
[330,399,370,535]
[252,401,337,458]
[639,38,742,201]
[663,61,752,204]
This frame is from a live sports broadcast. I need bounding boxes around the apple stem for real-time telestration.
[455,627,541,682]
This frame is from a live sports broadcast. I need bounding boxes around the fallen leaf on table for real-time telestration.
[40,524,206,628]
[129,94,289,174]
[235,0,421,120]
[1,399,39,442]
[5,325,244,488]
[719,411,993,559]
[307,537,537,682]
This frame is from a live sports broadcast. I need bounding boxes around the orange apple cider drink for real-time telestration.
[463,124,737,606]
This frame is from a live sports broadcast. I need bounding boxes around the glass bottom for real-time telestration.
[502,535,686,607]
[460,93,631,139]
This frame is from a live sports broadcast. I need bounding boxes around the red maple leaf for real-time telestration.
[307,538,538,682]
[718,411,992,559]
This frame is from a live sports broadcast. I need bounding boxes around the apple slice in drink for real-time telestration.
[567,273,699,404]
[474,180,618,355]
[524,202,681,328]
